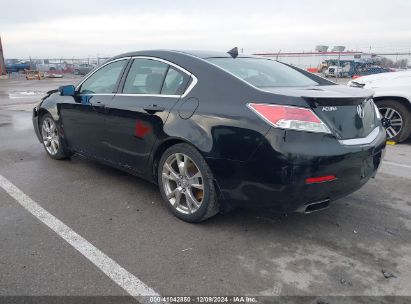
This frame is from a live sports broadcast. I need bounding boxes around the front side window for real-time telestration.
[123,59,169,94]
[206,57,319,88]
[80,60,127,94]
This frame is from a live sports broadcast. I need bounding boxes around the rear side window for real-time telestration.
[161,67,190,95]
[123,59,168,94]
[80,60,127,94]
[207,57,319,88]
[123,59,190,95]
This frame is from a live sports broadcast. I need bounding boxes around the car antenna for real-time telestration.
[227,47,239,58]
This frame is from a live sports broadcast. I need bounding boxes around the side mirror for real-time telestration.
[59,85,76,96]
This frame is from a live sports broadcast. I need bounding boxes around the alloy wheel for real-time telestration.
[379,107,403,139]
[161,153,204,214]
[41,117,60,155]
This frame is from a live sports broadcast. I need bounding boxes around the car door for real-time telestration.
[60,58,129,158]
[105,57,191,172]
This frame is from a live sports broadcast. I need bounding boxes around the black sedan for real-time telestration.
[33,49,386,222]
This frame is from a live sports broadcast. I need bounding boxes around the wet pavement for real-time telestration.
[0,76,79,109]
[0,78,410,300]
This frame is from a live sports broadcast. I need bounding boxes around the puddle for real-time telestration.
[11,113,33,130]
[0,113,33,130]
[0,114,12,126]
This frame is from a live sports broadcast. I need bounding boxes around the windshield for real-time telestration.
[207,57,319,88]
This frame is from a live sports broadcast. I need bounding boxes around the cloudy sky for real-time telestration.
[1,0,410,58]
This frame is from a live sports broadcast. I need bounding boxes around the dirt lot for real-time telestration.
[0,78,410,303]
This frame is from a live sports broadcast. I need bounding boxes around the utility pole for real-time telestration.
[0,36,6,75]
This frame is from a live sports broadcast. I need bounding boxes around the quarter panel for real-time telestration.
[161,84,274,161]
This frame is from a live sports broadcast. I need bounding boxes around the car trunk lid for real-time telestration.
[305,96,377,139]
[262,85,377,139]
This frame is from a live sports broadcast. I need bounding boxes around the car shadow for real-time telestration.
[68,152,409,240]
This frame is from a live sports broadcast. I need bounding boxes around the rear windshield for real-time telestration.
[207,57,319,88]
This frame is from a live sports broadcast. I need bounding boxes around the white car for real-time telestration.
[348,71,411,142]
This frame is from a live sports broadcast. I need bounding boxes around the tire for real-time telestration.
[376,100,411,142]
[157,143,219,222]
[39,113,71,160]
[74,69,80,75]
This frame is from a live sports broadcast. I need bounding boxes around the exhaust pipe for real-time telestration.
[297,199,330,214]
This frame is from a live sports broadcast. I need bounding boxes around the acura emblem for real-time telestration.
[356,104,365,118]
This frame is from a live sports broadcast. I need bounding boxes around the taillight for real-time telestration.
[247,103,331,134]
[305,175,336,184]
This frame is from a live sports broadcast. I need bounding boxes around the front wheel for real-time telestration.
[158,143,219,222]
[376,100,411,142]
[40,113,70,159]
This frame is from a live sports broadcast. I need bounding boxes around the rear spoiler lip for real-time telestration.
[262,85,374,99]
[303,96,374,107]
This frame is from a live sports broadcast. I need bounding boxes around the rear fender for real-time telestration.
[161,111,269,161]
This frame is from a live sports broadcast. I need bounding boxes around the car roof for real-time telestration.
[174,50,254,59]
[113,49,255,60]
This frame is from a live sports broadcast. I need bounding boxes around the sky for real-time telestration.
[1,0,411,58]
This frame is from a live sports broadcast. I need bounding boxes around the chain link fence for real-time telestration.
[4,51,410,80]
[4,57,110,78]
[256,52,410,70]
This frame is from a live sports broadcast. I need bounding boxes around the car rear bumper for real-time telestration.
[207,126,386,213]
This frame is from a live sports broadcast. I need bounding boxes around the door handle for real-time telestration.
[143,105,165,114]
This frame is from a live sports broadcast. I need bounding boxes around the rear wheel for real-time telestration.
[376,100,411,142]
[158,143,219,222]
[40,113,70,159]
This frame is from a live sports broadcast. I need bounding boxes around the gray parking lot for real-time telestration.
[0,78,410,302]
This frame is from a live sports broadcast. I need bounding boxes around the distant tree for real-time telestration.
[396,58,409,68]
[376,56,409,68]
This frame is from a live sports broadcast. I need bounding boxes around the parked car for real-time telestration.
[348,71,411,142]
[73,63,95,75]
[5,59,31,73]
[32,59,63,72]
[32,50,386,222]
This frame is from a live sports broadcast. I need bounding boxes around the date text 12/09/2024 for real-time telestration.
[148,296,258,303]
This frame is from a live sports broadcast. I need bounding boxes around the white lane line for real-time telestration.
[0,174,159,299]
[383,161,411,170]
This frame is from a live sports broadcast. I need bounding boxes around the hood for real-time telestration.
[352,71,411,85]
